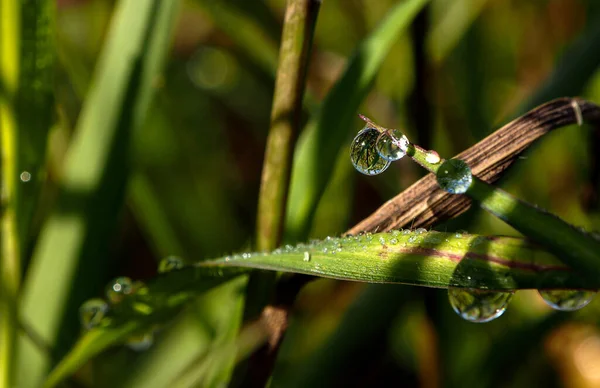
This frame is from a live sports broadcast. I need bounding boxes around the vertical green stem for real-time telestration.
[256,0,320,252]
[0,1,20,386]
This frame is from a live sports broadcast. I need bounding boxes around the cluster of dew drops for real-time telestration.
[78,256,185,350]
[350,120,598,323]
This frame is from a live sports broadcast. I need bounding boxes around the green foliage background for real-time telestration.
[2,0,600,387]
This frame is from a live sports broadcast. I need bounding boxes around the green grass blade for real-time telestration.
[0,0,54,385]
[203,231,597,290]
[17,0,181,386]
[285,0,429,242]
[406,143,600,281]
[44,269,243,388]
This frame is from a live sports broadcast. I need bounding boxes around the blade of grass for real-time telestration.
[17,0,180,386]
[284,0,430,242]
[0,0,54,385]
[403,134,600,280]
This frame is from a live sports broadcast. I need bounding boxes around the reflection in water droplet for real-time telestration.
[350,127,391,175]
[303,252,311,262]
[106,277,134,304]
[127,332,154,351]
[20,171,31,182]
[425,151,441,164]
[79,299,109,330]
[436,159,473,194]
[539,289,596,311]
[158,256,185,273]
[375,129,409,161]
[448,288,513,323]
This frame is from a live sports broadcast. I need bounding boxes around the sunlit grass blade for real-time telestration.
[0,0,54,385]
[44,269,244,388]
[285,0,430,242]
[406,143,600,281]
[17,0,181,386]
[203,231,597,290]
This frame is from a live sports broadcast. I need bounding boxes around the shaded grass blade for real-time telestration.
[17,0,181,386]
[285,0,430,242]
[44,269,244,388]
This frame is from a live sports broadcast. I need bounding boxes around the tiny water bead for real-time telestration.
[127,332,154,351]
[436,159,473,194]
[20,171,31,182]
[350,126,391,175]
[375,129,410,162]
[79,299,109,330]
[425,150,441,164]
[303,251,311,262]
[538,289,596,311]
[448,288,513,323]
[158,256,185,273]
[106,277,134,304]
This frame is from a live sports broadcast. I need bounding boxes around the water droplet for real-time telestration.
[20,171,31,182]
[436,159,473,194]
[158,256,184,273]
[365,233,373,242]
[402,229,411,235]
[127,332,154,351]
[322,247,328,253]
[375,129,410,161]
[416,228,427,234]
[303,252,311,262]
[454,232,463,238]
[538,290,596,311]
[379,237,386,245]
[350,127,391,175]
[448,288,513,323]
[408,235,417,243]
[390,238,398,245]
[106,277,134,304]
[425,151,441,164]
[79,299,109,330]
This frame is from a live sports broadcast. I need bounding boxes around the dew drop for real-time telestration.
[425,151,441,164]
[106,277,134,304]
[303,252,311,262]
[350,127,391,175]
[390,238,398,245]
[79,298,109,330]
[416,228,427,234]
[436,159,473,194]
[448,288,513,323]
[20,171,31,182]
[127,332,154,351]
[158,256,184,273]
[375,129,410,161]
[538,289,596,311]
[379,237,386,245]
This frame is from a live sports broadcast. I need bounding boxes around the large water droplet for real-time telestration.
[79,299,109,330]
[375,129,409,161]
[158,256,184,273]
[350,127,391,175]
[106,277,134,304]
[127,332,154,351]
[448,288,513,323]
[436,159,473,194]
[538,289,596,311]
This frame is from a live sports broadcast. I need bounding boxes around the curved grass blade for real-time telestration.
[45,228,599,385]
[17,0,181,386]
[285,0,430,242]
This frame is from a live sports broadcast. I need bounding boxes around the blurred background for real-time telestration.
[27,0,600,386]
